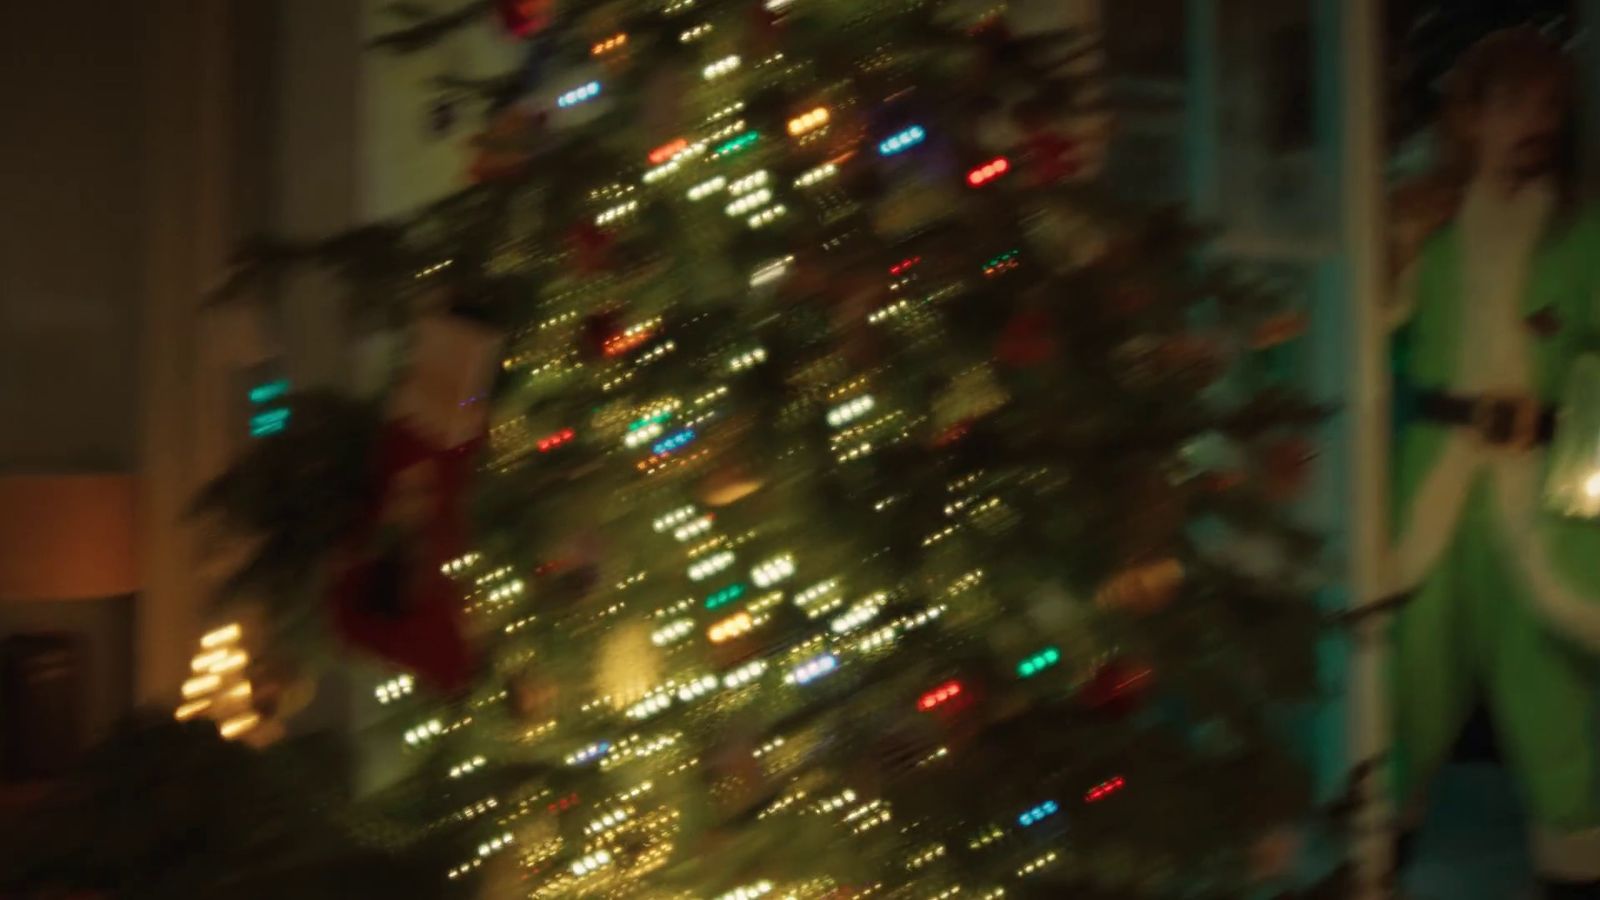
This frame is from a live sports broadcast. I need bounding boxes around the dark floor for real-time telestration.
[1404,764,1533,900]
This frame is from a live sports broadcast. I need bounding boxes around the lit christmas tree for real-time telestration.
[184,1,1341,897]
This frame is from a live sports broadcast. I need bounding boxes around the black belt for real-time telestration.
[1415,389,1556,446]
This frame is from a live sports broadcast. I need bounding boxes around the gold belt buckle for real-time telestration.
[1471,392,1540,450]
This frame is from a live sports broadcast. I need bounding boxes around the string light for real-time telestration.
[703,55,741,80]
[1017,799,1059,826]
[749,255,794,287]
[653,506,697,532]
[689,550,736,581]
[565,741,613,765]
[750,553,796,588]
[715,881,774,900]
[878,125,925,155]
[537,428,576,452]
[966,156,1010,186]
[729,347,767,371]
[591,32,627,55]
[787,106,830,136]
[826,395,876,427]
[680,23,712,42]
[889,256,922,276]
[652,618,695,646]
[794,162,838,187]
[785,653,838,685]
[570,849,614,876]
[1085,775,1126,803]
[728,170,770,194]
[747,205,787,228]
[723,659,767,688]
[713,131,759,158]
[830,592,887,634]
[917,680,963,712]
[726,188,773,216]
[673,515,715,542]
[595,200,639,225]
[651,428,697,455]
[649,138,688,165]
[708,611,754,643]
[704,582,746,609]
[983,249,1020,277]
[375,674,415,704]
[676,674,719,701]
[557,81,602,108]
[688,176,727,200]
[1016,646,1061,678]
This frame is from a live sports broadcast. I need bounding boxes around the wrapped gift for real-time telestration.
[388,314,503,449]
[1545,353,1600,519]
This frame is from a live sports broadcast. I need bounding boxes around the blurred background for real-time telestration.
[0,1,1595,897]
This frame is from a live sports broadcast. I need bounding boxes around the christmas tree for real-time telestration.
[181,1,1338,897]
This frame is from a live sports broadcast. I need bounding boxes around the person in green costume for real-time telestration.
[1386,28,1600,899]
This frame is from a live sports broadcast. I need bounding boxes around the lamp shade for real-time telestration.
[0,474,138,600]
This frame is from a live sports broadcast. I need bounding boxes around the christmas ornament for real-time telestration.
[1078,659,1155,716]
[1259,436,1318,502]
[1250,310,1310,349]
[508,670,559,721]
[995,308,1057,368]
[569,222,616,273]
[468,106,543,183]
[580,308,625,359]
[1116,473,1187,563]
[1093,558,1185,616]
[594,622,662,707]
[1020,127,1080,186]
[697,461,766,507]
[706,729,771,817]
[1526,305,1563,338]
[497,0,554,38]
[1248,826,1303,881]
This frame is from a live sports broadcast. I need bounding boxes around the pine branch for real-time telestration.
[369,0,493,53]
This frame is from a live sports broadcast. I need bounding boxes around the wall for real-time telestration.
[0,3,145,472]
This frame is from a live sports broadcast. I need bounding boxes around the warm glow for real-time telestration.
[786,106,830,136]
[219,712,261,739]
[200,623,242,649]
[182,674,221,699]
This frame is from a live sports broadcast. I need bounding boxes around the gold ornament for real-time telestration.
[593,621,662,709]
[1093,558,1185,616]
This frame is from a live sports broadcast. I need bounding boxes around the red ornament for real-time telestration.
[1078,660,1155,717]
[1251,310,1310,349]
[568,222,616,273]
[1022,129,1080,187]
[1260,436,1318,502]
[468,108,543,183]
[996,308,1057,368]
[497,0,553,38]
[581,310,624,359]
[328,423,480,693]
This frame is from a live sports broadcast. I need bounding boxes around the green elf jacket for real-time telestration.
[1391,204,1600,652]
